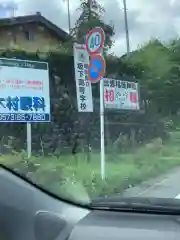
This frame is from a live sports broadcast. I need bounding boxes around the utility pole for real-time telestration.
[10,4,15,17]
[63,0,71,33]
[122,0,130,54]
[9,3,16,43]
[67,0,71,33]
[87,0,92,20]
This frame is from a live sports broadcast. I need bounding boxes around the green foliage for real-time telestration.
[2,131,180,199]
[71,0,115,52]
[0,36,179,152]
[124,38,180,115]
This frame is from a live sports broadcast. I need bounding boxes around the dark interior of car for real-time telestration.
[1,165,180,240]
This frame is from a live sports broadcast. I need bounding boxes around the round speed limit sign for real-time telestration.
[85,27,105,55]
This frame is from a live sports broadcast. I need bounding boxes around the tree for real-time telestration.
[71,0,115,52]
[124,39,180,115]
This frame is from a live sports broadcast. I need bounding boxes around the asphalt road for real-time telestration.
[122,167,180,199]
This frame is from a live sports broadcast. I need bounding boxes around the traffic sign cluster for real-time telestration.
[85,27,106,84]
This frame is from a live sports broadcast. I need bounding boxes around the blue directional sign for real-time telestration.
[88,55,105,83]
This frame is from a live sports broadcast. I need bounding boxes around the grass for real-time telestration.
[1,131,180,202]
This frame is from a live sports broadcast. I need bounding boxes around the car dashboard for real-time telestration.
[70,210,180,240]
[0,166,180,240]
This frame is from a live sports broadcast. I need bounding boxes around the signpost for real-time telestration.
[0,57,50,158]
[86,27,105,180]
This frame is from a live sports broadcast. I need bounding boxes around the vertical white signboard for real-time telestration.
[73,43,93,112]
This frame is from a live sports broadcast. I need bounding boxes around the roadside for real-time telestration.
[122,166,180,199]
[1,131,180,200]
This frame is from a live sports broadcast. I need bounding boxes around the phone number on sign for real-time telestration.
[0,113,47,122]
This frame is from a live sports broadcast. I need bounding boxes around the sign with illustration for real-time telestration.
[104,78,140,110]
[0,58,50,122]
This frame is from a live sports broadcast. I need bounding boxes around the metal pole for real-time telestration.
[123,0,130,53]
[88,0,92,20]
[67,0,71,33]
[27,123,32,158]
[100,79,105,180]
[88,0,92,9]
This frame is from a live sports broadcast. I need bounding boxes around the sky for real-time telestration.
[0,0,180,56]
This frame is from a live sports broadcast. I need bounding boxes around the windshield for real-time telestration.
[0,0,180,206]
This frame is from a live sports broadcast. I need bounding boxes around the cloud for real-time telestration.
[101,0,139,38]
[16,0,71,32]
[97,0,180,56]
[110,0,180,56]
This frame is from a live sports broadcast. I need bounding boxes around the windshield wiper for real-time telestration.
[90,196,180,214]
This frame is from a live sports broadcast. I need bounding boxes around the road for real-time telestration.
[122,167,180,199]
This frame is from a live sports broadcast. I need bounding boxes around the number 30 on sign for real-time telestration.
[86,27,105,55]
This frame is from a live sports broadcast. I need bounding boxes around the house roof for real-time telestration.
[0,13,70,42]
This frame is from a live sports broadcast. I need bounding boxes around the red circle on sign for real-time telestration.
[86,27,105,55]
[88,54,105,84]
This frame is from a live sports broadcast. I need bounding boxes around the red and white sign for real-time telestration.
[103,78,140,110]
[85,27,105,55]
[104,89,115,103]
[88,54,106,83]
